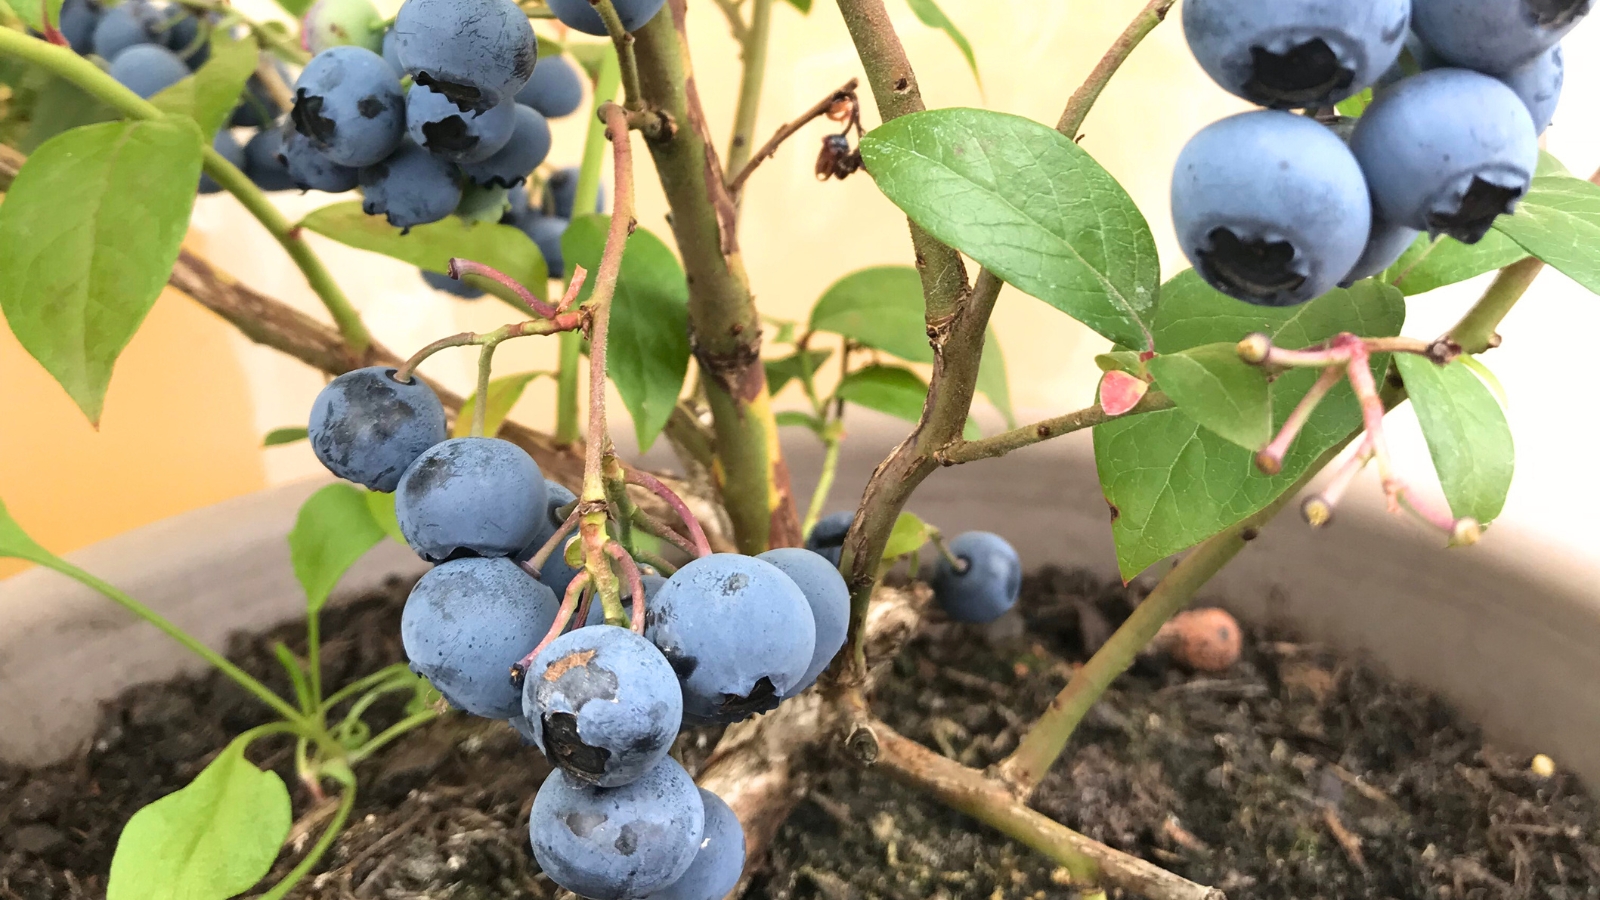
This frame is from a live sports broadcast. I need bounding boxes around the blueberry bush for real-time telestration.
[1,0,1597,896]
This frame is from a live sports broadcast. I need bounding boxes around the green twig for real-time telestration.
[471,341,498,437]
[592,0,643,109]
[256,786,359,900]
[1056,0,1176,137]
[802,428,842,535]
[724,0,773,180]
[936,392,1174,465]
[345,710,441,763]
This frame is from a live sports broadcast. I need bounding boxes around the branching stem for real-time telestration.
[1056,0,1176,137]
[728,78,860,195]
[626,470,713,557]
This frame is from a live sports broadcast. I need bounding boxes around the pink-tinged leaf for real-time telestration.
[1099,370,1149,417]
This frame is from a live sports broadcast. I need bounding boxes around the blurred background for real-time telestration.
[4,0,1599,579]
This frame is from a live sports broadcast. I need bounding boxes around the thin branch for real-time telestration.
[626,470,713,557]
[605,541,648,633]
[593,0,644,109]
[257,786,359,900]
[936,391,1174,465]
[631,505,701,558]
[724,0,774,180]
[711,0,747,41]
[1056,0,1176,137]
[450,258,563,318]
[728,78,860,195]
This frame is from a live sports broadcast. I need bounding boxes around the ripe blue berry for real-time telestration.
[161,8,205,68]
[522,625,683,787]
[1182,0,1410,109]
[108,44,188,99]
[756,548,850,697]
[406,85,516,164]
[803,511,853,568]
[199,130,244,195]
[1341,217,1420,285]
[290,46,405,168]
[932,532,1022,624]
[393,0,536,112]
[1172,110,1371,306]
[645,554,816,723]
[302,0,385,55]
[380,26,403,76]
[546,0,667,36]
[517,213,570,278]
[395,436,549,562]
[541,166,607,218]
[420,268,485,298]
[277,124,360,193]
[1350,68,1539,244]
[1410,0,1589,74]
[515,55,584,118]
[460,104,552,188]
[530,758,705,900]
[519,479,579,562]
[244,127,297,192]
[401,557,561,718]
[359,140,462,230]
[643,789,746,900]
[91,2,159,60]
[1500,44,1564,134]
[307,366,447,492]
[59,0,99,54]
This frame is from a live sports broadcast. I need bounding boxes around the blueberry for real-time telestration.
[503,183,531,222]
[459,104,552,188]
[230,62,290,128]
[546,0,667,36]
[522,625,682,787]
[91,2,159,59]
[537,535,586,599]
[1181,0,1410,109]
[421,268,485,298]
[380,26,404,76]
[107,44,188,99]
[289,46,405,167]
[359,139,463,231]
[199,129,244,195]
[756,548,850,697]
[517,214,570,278]
[932,532,1022,624]
[401,556,561,717]
[244,128,297,192]
[393,0,536,112]
[395,436,548,561]
[1410,0,1589,74]
[803,511,853,568]
[1499,44,1563,134]
[645,554,816,723]
[540,165,607,218]
[1341,216,1420,285]
[1350,68,1539,244]
[518,479,579,562]
[643,789,746,900]
[59,0,100,55]
[1172,110,1371,306]
[406,84,517,163]
[160,7,206,68]
[515,55,584,119]
[529,758,705,900]
[277,123,361,193]
[302,0,385,55]
[308,366,447,491]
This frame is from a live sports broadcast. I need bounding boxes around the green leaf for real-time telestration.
[765,349,832,395]
[1096,273,1407,580]
[808,265,1013,423]
[1146,343,1272,450]
[1494,174,1600,296]
[903,0,978,82]
[836,364,979,440]
[881,511,932,560]
[1095,350,1146,376]
[1536,150,1571,178]
[1335,88,1372,117]
[3,0,59,32]
[299,201,548,312]
[561,214,691,450]
[106,735,291,900]
[1386,231,1528,296]
[0,117,203,424]
[288,483,386,614]
[1394,355,1514,524]
[454,182,510,225]
[860,109,1160,349]
[272,0,314,18]
[364,489,406,544]
[263,427,309,447]
[783,0,812,11]
[150,32,259,139]
[0,496,55,567]
[452,371,549,438]
[774,410,824,432]
[20,76,117,152]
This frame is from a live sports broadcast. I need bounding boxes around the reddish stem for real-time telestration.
[516,571,591,673]
[525,507,581,575]
[1343,341,1397,495]
[572,585,596,634]
[449,258,560,319]
[555,265,589,314]
[605,542,648,633]
[625,469,712,558]
[1256,364,1347,475]
[1301,435,1375,528]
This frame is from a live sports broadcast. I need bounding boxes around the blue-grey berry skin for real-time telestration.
[546,0,667,35]
[518,214,569,278]
[289,46,405,167]
[518,480,579,563]
[231,64,290,128]
[541,166,607,218]
[244,128,297,192]
[756,548,849,697]
[1350,69,1539,245]
[401,557,560,718]
[359,140,462,231]
[162,8,205,68]
[108,44,188,99]
[803,511,853,568]
[395,436,548,562]
[522,625,683,787]
[277,124,360,193]
[1182,0,1410,109]
[644,789,746,900]
[1172,110,1371,307]
[308,366,447,492]
[645,554,816,724]
[91,3,158,60]
[460,104,552,188]
[1341,217,1421,286]
[932,532,1022,624]
[515,55,584,118]
[393,0,536,113]
[529,758,705,900]
[1411,0,1589,74]
[60,0,100,54]
[420,268,485,298]
[406,85,517,164]
[380,26,403,76]
[1500,44,1564,134]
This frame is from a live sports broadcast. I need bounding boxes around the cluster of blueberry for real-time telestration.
[1173,0,1586,308]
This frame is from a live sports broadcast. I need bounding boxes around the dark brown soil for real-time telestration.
[4,568,1598,900]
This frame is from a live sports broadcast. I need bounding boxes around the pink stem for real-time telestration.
[1257,365,1347,475]
[626,470,712,558]
[1343,341,1398,500]
[449,258,560,319]
[1262,341,1356,369]
[1301,435,1374,528]
[525,508,581,575]
[555,265,589,314]
[516,572,592,674]
[572,584,595,634]
[605,542,648,634]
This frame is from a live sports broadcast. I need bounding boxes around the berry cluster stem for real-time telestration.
[591,0,644,110]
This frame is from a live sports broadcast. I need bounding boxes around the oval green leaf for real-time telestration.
[1394,355,1514,524]
[904,0,978,82]
[453,371,551,438]
[1386,231,1528,296]
[288,482,387,614]
[263,426,309,447]
[881,511,932,560]
[1494,173,1600,296]
[1147,343,1272,450]
[150,32,260,139]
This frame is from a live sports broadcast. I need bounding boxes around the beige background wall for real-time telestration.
[4,0,1599,579]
